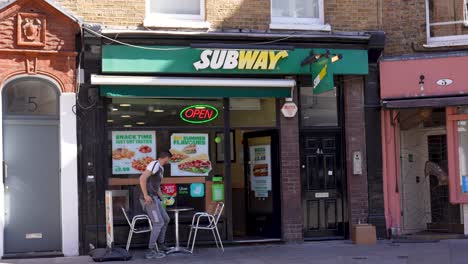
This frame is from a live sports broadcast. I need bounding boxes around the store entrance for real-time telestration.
[398,108,463,239]
[231,130,281,240]
[301,131,346,239]
[2,77,62,254]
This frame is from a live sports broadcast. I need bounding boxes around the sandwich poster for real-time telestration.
[249,145,272,198]
[170,133,212,176]
[112,131,156,175]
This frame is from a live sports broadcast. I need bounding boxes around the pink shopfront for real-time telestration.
[380,54,468,238]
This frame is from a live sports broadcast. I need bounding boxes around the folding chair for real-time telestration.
[187,202,225,253]
[121,207,158,252]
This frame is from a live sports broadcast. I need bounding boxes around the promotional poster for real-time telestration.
[170,133,212,176]
[111,131,156,175]
[249,145,272,198]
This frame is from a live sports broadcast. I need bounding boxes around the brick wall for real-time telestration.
[325,0,379,31]
[344,76,369,226]
[381,0,468,56]
[279,94,302,242]
[55,0,380,32]
[0,0,78,92]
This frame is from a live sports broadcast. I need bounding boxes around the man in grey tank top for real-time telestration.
[139,152,171,259]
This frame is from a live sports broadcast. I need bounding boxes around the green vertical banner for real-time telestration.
[312,58,334,94]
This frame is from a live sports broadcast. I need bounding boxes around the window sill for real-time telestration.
[424,40,468,48]
[269,23,331,31]
[424,35,468,48]
[144,18,211,29]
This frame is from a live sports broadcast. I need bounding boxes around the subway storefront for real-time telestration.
[78,32,384,252]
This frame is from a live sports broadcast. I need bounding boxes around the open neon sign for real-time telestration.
[180,104,219,124]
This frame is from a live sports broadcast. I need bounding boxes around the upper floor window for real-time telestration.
[144,0,208,28]
[426,0,468,47]
[270,0,330,31]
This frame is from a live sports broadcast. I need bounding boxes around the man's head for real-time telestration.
[158,151,172,166]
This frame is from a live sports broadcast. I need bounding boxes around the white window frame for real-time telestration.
[425,0,468,47]
[144,0,209,28]
[464,0,468,26]
[270,0,330,31]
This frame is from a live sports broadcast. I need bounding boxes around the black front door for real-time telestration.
[243,130,281,238]
[301,132,345,238]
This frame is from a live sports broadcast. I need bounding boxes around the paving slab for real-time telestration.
[1,240,468,264]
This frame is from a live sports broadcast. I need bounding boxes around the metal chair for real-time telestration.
[187,202,224,253]
[121,207,155,251]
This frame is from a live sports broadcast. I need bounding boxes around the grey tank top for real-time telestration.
[141,161,163,197]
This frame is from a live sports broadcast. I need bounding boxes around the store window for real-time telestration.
[300,86,338,127]
[144,0,207,28]
[270,0,330,31]
[107,98,225,219]
[230,98,277,128]
[107,98,223,128]
[455,107,468,198]
[457,121,468,191]
[446,106,468,203]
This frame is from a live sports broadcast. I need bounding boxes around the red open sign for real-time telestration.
[180,105,219,124]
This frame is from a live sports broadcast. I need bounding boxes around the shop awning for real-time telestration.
[380,54,468,100]
[92,75,295,98]
[383,96,468,108]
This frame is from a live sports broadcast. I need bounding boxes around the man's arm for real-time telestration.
[157,188,164,201]
[139,170,153,204]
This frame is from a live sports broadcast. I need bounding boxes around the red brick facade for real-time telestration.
[344,76,369,225]
[0,0,79,92]
[279,94,303,241]
[56,0,380,32]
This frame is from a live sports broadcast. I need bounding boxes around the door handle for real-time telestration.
[301,164,306,169]
[3,161,7,183]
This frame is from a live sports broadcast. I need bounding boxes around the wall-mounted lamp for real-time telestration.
[331,54,343,63]
[301,49,343,66]
[419,75,425,93]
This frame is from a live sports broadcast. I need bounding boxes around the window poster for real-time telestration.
[249,145,272,198]
[112,131,156,175]
[170,133,212,176]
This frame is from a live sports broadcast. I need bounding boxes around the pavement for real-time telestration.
[2,239,468,264]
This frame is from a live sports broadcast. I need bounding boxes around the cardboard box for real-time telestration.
[351,224,377,245]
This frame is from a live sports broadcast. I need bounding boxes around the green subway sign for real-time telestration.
[101,46,369,94]
[102,46,368,75]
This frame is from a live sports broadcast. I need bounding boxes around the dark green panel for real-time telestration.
[102,46,368,75]
[100,86,291,98]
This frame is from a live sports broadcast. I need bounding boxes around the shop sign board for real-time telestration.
[170,133,212,176]
[103,46,369,76]
[111,131,156,175]
[193,50,289,71]
[281,102,298,118]
[180,104,219,124]
[249,145,272,198]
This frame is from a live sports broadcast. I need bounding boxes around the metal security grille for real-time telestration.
[427,135,459,227]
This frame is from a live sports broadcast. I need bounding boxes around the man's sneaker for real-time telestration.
[144,249,166,259]
[154,252,166,259]
[157,243,169,252]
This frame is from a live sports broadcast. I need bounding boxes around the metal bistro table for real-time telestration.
[166,206,194,254]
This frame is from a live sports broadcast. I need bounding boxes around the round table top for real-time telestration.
[166,207,194,212]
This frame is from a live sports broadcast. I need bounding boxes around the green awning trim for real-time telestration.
[100,86,291,98]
